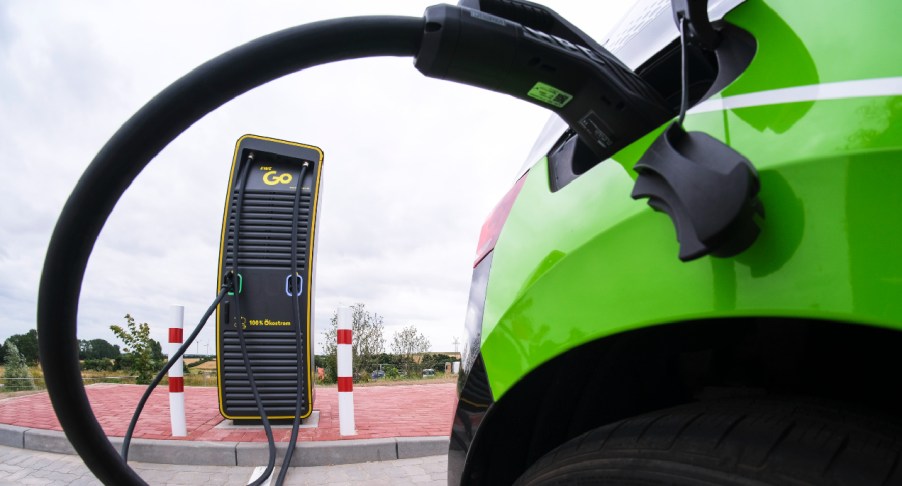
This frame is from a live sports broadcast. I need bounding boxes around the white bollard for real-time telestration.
[337,306,356,436]
[168,305,187,437]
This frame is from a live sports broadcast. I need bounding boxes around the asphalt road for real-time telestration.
[0,444,447,485]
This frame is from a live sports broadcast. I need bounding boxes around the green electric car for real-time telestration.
[449,0,902,484]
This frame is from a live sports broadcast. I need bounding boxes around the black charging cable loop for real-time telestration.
[36,16,424,485]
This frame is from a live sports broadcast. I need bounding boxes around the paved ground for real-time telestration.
[0,383,456,442]
[0,444,447,485]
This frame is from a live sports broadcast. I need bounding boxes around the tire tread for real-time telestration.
[515,397,902,486]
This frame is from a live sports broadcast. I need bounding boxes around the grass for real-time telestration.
[0,364,219,393]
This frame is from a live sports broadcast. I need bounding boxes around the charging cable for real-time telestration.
[677,17,690,126]
[273,161,310,485]
[119,153,285,485]
[229,154,279,486]
[120,283,230,461]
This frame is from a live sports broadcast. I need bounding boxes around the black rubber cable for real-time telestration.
[678,17,690,125]
[36,16,423,485]
[231,156,278,486]
[120,284,230,462]
[275,162,310,485]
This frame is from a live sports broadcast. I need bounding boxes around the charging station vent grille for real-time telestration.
[224,190,311,269]
[220,329,308,416]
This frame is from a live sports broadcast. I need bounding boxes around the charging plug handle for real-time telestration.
[415,4,672,161]
[458,0,611,56]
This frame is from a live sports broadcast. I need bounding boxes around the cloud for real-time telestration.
[0,0,631,360]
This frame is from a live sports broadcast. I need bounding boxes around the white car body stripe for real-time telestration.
[522,77,902,176]
[690,77,902,114]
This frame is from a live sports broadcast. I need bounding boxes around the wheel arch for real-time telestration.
[459,316,902,485]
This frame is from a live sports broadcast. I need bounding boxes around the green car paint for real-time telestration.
[479,0,902,399]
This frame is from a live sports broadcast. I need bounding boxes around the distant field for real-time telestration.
[184,358,217,370]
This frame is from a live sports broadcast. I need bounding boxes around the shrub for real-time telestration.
[110,314,164,384]
[3,341,35,391]
[385,365,400,379]
[81,358,114,372]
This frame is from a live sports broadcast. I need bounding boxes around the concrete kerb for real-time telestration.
[108,436,240,466]
[0,423,27,448]
[24,427,76,454]
[0,424,449,467]
[397,436,450,459]
[236,438,397,467]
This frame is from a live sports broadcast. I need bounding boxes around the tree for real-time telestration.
[149,339,164,361]
[110,314,164,384]
[79,338,121,360]
[376,352,402,368]
[420,353,453,372]
[5,329,39,365]
[3,341,35,391]
[321,303,386,380]
[391,325,431,375]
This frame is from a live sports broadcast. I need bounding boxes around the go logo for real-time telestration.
[262,170,293,185]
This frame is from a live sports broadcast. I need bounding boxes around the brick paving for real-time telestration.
[0,382,456,442]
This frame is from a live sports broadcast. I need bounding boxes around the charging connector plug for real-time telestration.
[415,3,672,161]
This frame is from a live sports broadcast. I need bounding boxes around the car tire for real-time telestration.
[515,397,902,486]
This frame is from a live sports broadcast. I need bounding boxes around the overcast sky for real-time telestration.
[0,1,633,356]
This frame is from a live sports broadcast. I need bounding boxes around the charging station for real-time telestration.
[216,135,324,422]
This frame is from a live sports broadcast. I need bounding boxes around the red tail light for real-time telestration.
[474,172,528,267]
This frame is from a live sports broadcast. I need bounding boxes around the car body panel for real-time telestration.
[478,0,902,400]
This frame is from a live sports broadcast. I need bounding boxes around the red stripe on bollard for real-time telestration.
[337,377,353,392]
[169,328,183,343]
[169,377,184,393]
[337,329,352,345]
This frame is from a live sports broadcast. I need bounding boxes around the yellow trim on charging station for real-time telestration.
[215,134,324,421]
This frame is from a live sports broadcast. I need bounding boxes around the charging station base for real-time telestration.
[216,411,321,429]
